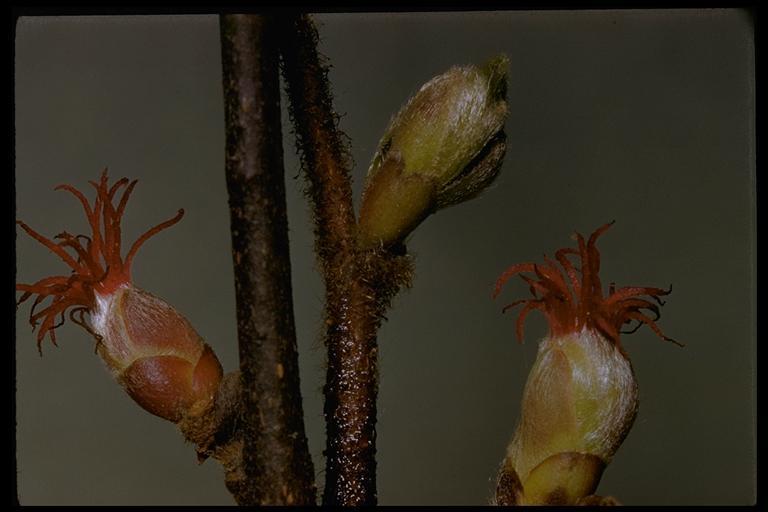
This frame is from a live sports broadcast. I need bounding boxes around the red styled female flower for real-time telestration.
[493,222,680,505]
[493,220,679,353]
[16,170,222,422]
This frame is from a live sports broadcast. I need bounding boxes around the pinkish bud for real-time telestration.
[92,285,223,422]
[16,169,222,422]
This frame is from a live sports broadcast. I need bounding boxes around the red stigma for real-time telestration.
[493,221,680,352]
[16,169,184,351]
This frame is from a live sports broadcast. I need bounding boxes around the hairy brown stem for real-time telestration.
[219,13,316,505]
[278,14,380,506]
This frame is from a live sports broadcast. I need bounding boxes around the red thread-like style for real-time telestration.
[16,169,184,351]
[493,221,680,352]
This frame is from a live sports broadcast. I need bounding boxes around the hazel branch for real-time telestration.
[218,13,316,505]
[278,13,386,506]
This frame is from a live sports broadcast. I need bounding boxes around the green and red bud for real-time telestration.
[493,222,679,505]
[16,170,223,423]
[358,55,509,248]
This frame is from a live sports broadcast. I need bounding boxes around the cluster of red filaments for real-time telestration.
[16,169,184,351]
[493,221,680,351]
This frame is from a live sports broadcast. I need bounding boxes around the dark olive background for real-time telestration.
[14,11,755,505]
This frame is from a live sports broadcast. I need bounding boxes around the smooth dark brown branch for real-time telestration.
[278,14,381,506]
[219,14,316,505]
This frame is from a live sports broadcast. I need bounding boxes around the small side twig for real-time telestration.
[219,13,316,505]
[178,371,244,498]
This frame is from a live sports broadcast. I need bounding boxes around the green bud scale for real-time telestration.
[358,56,509,248]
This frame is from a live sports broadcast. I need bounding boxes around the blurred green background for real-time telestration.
[14,11,755,505]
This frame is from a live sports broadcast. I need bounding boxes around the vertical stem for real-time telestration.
[220,14,315,505]
[278,14,380,506]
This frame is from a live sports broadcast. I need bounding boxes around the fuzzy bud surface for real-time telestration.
[358,56,509,248]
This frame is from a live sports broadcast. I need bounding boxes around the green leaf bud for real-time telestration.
[358,55,509,248]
